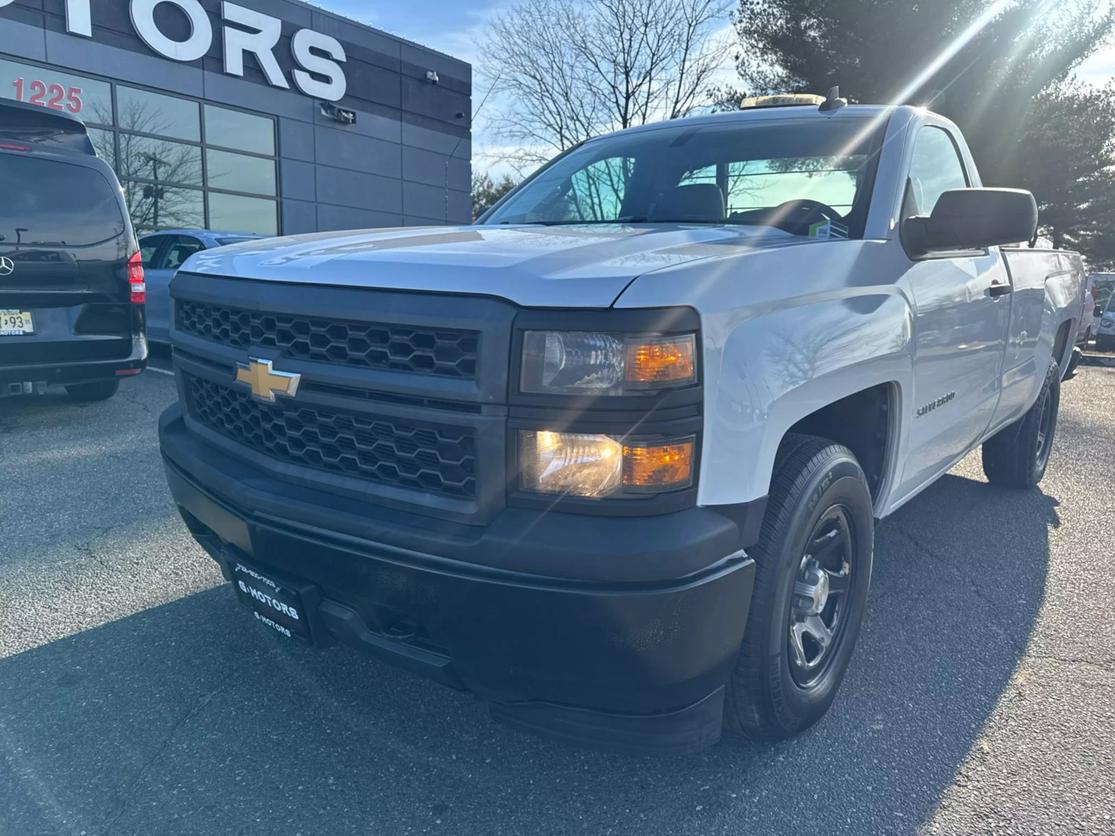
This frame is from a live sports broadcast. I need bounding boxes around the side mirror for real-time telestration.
[1095,304,1105,318]
[903,188,1038,258]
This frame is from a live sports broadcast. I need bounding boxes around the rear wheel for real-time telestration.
[724,434,874,741]
[1064,346,1083,379]
[65,379,119,402]
[982,360,1060,488]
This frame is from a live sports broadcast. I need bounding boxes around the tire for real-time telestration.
[724,434,874,741]
[982,360,1060,489]
[65,379,120,402]
[1064,346,1082,379]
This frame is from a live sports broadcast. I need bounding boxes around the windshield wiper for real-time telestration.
[496,218,648,226]
[496,217,774,227]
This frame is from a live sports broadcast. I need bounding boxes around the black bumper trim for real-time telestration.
[0,348,147,385]
[164,436,757,751]
[491,687,726,755]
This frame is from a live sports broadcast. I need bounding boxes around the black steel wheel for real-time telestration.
[725,433,874,741]
[983,359,1060,489]
[788,507,857,688]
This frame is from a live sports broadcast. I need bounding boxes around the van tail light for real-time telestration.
[128,251,146,304]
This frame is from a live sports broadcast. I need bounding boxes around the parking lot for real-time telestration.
[1,354,1113,835]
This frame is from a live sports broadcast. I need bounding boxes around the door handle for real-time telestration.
[989,281,1013,297]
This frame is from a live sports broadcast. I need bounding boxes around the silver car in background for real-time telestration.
[1096,294,1115,352]
[139,229,263,343]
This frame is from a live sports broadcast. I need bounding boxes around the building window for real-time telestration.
[119,134,203,187]
[205,149,276,196]
[124,183,205,232]
[0,57,112,125]
[204,105,275,155]
[86,127,116,167]
[208,193,278,236]
[2,58,279,236]
[116,86,200,141]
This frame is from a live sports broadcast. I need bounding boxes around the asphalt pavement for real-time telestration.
[1,356,1113,835]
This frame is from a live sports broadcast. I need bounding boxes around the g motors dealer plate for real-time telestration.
[0,310,34,336]
[232,561,312,641]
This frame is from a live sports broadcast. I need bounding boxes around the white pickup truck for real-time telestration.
[159,97,1085,753]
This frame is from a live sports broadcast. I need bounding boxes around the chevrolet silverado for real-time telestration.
[159,96,1085,753]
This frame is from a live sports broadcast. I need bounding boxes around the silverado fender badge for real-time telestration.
[235,358,301,403]
[916,391,956,417]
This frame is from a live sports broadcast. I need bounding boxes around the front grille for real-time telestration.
[184,373,476,498]
[176,300,479,379]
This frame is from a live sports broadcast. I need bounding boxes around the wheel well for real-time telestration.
[784,383,894,506]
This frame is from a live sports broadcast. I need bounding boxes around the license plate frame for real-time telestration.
[231,560,314,642]
[0,309,34,336]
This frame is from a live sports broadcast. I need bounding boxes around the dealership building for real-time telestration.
[0,0,472,236]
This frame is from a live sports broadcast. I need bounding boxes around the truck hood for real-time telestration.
[181,224,806,308]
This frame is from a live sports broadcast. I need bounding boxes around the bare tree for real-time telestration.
[485,0,730,164]
[101,99,206,233]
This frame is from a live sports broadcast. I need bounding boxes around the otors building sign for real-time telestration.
[0,0,472,236]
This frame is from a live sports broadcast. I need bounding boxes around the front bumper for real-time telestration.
[160,406,757,753]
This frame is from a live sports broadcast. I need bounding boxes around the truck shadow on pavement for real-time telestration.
[0,474,1057,835]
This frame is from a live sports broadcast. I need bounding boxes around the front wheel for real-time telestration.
[724,434,874,741]
[982,360,1060,488]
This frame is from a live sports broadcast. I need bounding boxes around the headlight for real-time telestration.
[520,331,697,395]
[519,431,694,498]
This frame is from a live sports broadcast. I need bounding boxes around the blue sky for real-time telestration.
[314,1,1115,90]
[311,0,501,65]
[309,1,1115,178]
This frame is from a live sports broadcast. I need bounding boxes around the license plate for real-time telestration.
[0,310,33,336]
[231,561,312,641]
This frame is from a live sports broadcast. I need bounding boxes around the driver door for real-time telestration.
[895,126,1012,498]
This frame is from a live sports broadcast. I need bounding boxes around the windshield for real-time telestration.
[483,116,885,238]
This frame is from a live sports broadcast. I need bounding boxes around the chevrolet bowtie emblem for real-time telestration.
[235,358,301,403]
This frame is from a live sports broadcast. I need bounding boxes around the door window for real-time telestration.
[138,235,168,268]
[163,236,204,271]
[906,127,969,216]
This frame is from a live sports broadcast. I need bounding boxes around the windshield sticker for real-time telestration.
[809,220,849,240]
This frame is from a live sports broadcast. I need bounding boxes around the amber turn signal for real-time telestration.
[625,335,697,387]
[622,438,695,491]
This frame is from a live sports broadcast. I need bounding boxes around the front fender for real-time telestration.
[697,289,913,507]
